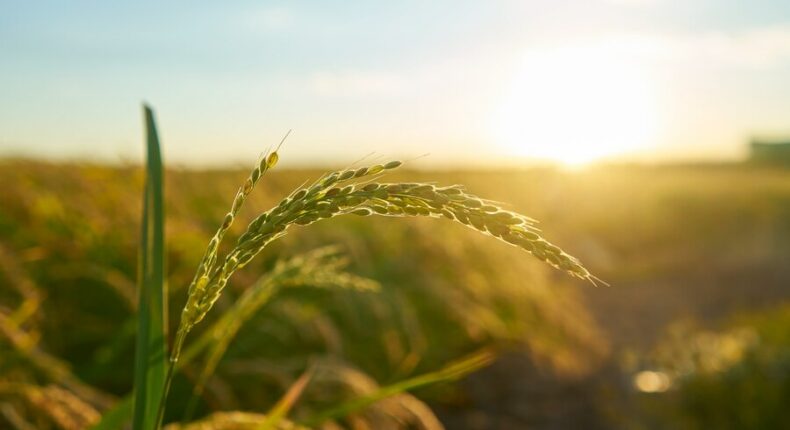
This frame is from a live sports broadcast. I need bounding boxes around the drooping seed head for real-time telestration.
[339,185,354,195]
[295,213,319,225]
[486,223,510,237]
[454,212,469,224]
[174,158,601,370]
[351,208,373,216]
[439,186,463,195]
[206,237,220,255]
[314,201,332,211]
[231,194,245,213]
[221,213,234,229]
[370,205,388,215]
[292,189,308,200]
[463,198,483,209]
[345,196,365,206]
[322,173,339,187]
[325,187,341,197]
[242,178,254,194]
[384,160,402,169]
[266,151,279,168]
[492,211,521,225]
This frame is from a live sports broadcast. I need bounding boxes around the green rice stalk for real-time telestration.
[162,155,602,424]
[175,159,601,356]
[172,144,282,358]
[177,161,598,342]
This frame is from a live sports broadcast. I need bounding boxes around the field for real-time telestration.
[2,159,789,429]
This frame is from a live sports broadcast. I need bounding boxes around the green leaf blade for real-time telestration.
[131,104,168,430]
[302,349,495,427]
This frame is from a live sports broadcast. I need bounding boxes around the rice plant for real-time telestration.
[122,108,600,429]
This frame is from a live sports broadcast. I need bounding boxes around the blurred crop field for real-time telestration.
[1,159,789,429]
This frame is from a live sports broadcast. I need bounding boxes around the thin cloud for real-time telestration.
[603,0,660,5]
[309,71,408,98]
[236,6,294,33]
[683,26,790,68]
[585,26,790,69]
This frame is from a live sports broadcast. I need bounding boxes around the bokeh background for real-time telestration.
[2,1,790,429]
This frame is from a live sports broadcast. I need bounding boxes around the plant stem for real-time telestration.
[155,329,187,429]
[155,360,175,429]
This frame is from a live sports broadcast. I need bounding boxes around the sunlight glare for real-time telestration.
[492,42,659,167]
[633,370,671,393]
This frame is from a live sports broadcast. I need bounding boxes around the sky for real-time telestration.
[2,0,790,167]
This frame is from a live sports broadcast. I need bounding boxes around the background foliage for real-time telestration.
[1,160,789,428]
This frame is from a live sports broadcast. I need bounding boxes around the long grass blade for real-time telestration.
[302,349,495,427]
[256,365,315,430]
[131,104,168,430]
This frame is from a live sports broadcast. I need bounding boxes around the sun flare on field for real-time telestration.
[492,43,659,167]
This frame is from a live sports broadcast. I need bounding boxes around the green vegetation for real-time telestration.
[0,107,599,429]
[152,105,593,427]
[133,105,168,430]
[636,305,790,429]
[1,110,790,429]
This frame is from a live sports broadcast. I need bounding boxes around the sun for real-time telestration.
[491,42,659,167]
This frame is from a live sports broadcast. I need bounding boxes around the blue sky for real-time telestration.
[2,1,790,166]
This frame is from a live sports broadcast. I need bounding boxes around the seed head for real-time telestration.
[266,151,279,168]
[292,189,308,200]
[351,208,373,216]
[221,213,234,229]
[384,160,402,169]
[325,187,341,197]
[174,157,600,372]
